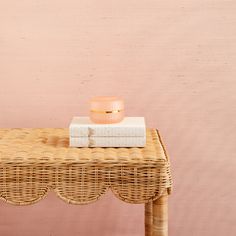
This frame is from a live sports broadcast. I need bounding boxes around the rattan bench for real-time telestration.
[0,128,172,236]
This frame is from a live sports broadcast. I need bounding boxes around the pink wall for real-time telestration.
[0,0,236,235]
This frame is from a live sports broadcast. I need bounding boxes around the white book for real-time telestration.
[69,136,146,147]
[69,117,146,137]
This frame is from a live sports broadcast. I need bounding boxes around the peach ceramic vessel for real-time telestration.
[89,96,124,124]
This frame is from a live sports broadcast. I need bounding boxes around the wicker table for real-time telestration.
[0,128,172,236]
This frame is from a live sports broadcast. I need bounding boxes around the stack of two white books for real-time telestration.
[69,117,146,147]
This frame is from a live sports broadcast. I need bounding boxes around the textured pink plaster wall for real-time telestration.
[0,0,236,235]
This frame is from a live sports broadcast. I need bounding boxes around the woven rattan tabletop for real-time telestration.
[0,128,172,205]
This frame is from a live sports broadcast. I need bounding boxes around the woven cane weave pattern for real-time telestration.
[0,128,172,205]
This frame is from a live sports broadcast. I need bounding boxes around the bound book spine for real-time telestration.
[69,126,146,137]
[69,136,146,147]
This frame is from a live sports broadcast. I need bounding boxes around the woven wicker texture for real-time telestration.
[0,128,172,205]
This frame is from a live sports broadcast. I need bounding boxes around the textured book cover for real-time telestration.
[69,117,146,137]
[69,136,146,147]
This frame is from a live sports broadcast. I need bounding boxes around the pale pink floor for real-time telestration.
[0,0,236,235]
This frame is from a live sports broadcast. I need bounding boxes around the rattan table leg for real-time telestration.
[145,202,153,236]
[152,191,168,236]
